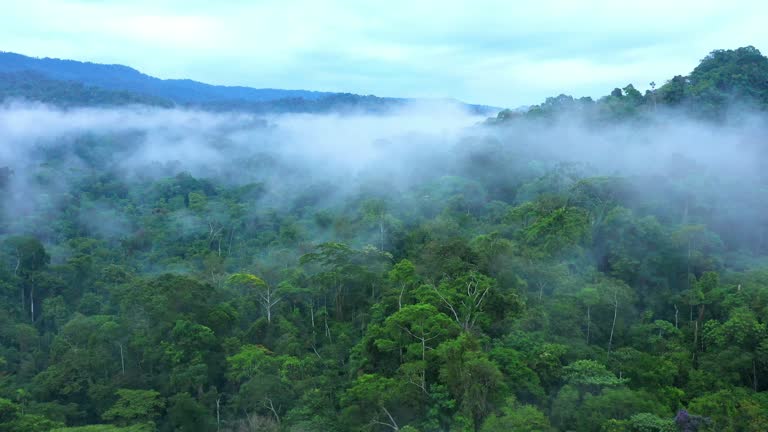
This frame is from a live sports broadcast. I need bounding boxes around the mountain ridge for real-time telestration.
[0,51,500,114]
[0,51,336,103]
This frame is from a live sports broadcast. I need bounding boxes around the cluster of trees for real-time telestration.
[0,71,173,108]
[1,46,768,432]
[491,46,768,123]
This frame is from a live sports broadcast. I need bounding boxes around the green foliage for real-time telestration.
[0,71,174,108]
[602,413,676,432]
[102,389,164,425]
[0,398,65,432]
[521,206,590,257]
[564,360,629,387]
[688,388,768,432]
[491,46,768,122]
[166,393,213,432]
[4,236,50,275]
[480,398,552,432]
[2,45,768,431]
[51,425,155,432]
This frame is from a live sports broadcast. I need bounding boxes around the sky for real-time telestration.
[1,0,767,107]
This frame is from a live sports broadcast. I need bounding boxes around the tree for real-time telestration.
[436,335,505,430]
[563,360,628,388]
[166,392,214,432]
[520,205,590,258]
[428,271,495,332]
[227,274,281,324]
[3,236,50,321]
[480,397,552,432]
[4,236,50,276]
[340,374,406,431]
[102,389,164,426]
[688,388,768,432]
[577,285,600,344]
[376,303,459,393]
[574,277,634,354]
[689,271,718,356]
[602,412,675,432]
[0,398,63,432]
[387,259,418,311]
[226,345,297,425]
[361,198,389,251]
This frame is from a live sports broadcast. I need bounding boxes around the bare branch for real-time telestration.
[263,397,280,425]
[371,407,399,431]
[431,285,461,325]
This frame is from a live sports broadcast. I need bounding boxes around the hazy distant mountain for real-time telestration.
[0,51,500,114]
[0,51,335,103]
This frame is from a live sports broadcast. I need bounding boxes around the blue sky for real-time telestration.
[1,0,766,107]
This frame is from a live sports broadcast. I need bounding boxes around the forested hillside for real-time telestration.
[1,47,768,432]
[0,52,497,115]
[0,71,173,108]
[490,46,768,122]
[0,51,335,103]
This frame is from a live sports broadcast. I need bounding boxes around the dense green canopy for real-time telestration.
[1,46,768,432]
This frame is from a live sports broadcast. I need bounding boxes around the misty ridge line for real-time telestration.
[0,50,503,116]
[1,100,766,198]
[1,98,766,252]
[0,100,485,246]
[2,100,765,171]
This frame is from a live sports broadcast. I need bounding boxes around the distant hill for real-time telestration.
[0,70,174,108]
[0,51,334,103]
[0,51,500,114]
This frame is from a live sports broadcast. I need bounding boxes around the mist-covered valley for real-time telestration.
[2,46,768,432]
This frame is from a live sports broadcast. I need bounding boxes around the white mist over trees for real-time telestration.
[1,46,768,432]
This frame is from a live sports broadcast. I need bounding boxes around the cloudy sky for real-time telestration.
[1,0,766,107]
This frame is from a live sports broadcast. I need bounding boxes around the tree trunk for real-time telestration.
[216,396,221,431]
[608,289,618,355]
[753,359,758,392]
[310,301,315,328]
[260,286,281,324]
[119,343,125,375]
[420,336,427,392]
[227,226,235,256]
[752,359,757,393]
[693,304,705,353]
[674,304,679,329]
[335,283,344,321]
[692,320,698,361]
